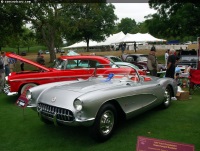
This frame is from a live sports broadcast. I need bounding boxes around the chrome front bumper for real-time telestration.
[3,84,18,96]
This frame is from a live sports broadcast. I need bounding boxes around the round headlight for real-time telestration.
[26,90,32,100]
[73,99,83,111]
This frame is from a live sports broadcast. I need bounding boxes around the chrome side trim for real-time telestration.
[9,75,91,82]
[3,84,18,96]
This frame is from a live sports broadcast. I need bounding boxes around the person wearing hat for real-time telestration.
[147,47,158,76]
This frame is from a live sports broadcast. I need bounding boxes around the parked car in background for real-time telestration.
[121,53,166,72]
[60,49,65,53]
[103,55,123,62]
[176,49,198,71]
[56,49,65,53]
[45,50,50,54]
[115,62,146,75]
[184,41,192,45]
[4,53,137,96]
[25,69,177,142]
[121,54,148,70]
[20,51,27,56]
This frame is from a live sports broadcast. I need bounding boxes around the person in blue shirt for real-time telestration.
[8,52,17,72]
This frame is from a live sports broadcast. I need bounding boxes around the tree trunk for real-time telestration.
[41,24,56,63]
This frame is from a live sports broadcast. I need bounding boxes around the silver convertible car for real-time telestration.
[25,69,177,142]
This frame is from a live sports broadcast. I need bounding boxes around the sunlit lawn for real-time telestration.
[0,91,200,151]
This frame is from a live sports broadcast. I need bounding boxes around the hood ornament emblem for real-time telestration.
[52,97,56,102]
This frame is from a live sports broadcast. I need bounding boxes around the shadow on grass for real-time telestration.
[1,93,18,105]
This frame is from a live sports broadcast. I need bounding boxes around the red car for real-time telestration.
[5,53,146,96]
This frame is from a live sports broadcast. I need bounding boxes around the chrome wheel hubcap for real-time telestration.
[164,88,170,105]
[100,110,114,135]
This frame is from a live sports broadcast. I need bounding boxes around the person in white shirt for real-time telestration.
[165,49,169,68]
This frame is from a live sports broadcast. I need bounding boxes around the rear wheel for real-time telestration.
[90,103,117,142]
[20,83,37,95]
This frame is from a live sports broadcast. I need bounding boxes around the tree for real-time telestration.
[0,4,24,51]
[116,18,137,34]
[23,3,64,62]
[62,3,117,52]
[148,1,200,40]
[21,27,37,52]
[137,22,149,33]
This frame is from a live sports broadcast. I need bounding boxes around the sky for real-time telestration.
[112,3,157,23]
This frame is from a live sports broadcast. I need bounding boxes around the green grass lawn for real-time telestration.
[0,91,200,151]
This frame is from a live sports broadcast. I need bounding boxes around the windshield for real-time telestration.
[115,62,139,70]
[180,56,198,62]
[92,67,140,81]
[139,55,148,62]
[110,56,122,62]
[53,58,114,69]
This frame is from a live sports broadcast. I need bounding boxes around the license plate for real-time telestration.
[16,100,26,107]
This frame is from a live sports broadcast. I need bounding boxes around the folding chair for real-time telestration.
[189,69,200,95]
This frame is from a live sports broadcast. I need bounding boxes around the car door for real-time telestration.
[118,78,163,118]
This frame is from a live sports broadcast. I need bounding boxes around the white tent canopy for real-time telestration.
[63,31,125,49]
[116,33,166,43]
[64,41,98,49]
[96,31,125,46]
[63,32,166,49]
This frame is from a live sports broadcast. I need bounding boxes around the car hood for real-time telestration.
[47,79,124,93]
[37,79,124,108]
[6,52,50,71]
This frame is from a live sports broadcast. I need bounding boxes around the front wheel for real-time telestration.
[161,86,172,109]
[20,83,37,95]
[90,103,117,142]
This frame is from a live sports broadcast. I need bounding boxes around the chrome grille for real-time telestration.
[37,103,74,122]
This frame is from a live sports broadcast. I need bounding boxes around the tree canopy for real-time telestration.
[0,5,25,50]
[147,1,200,41]
[116,18,137,34]
[1,1,200,57]
[61,3,117,51]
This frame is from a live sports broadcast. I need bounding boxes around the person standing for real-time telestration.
[36,53,45,65]
[151,45,156,51]
[0,55,5,93]
[165,49,176,79]
[134,41,137,52]
[147,48,158,76]
[1,51,10,76]
[121,43,125,54]
[8,52,17,73]
[165,49,170,68]
[20,61,24,71]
